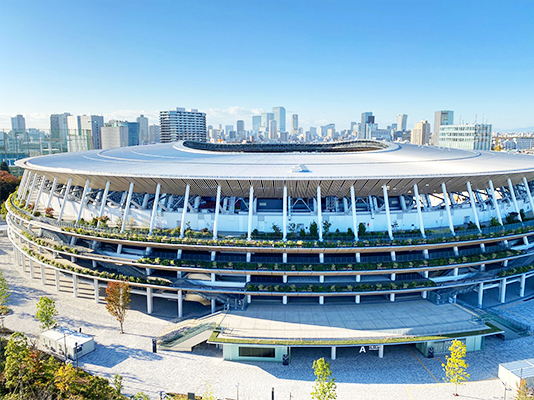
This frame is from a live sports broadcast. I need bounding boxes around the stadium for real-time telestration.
[6,140,534,361]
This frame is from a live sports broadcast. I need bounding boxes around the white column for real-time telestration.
[58,178,72,222]
[350,185,358,240]
[46,177,58,209]
[213,185,222,239]
[355,295,361,304]
[179,184,190,238]
[148,183,161,235]
[441,183,455,235]
[421,291,427,299]
[331,346,336,360]
[382,185,393,240]
[94,279,99,304]
[75,180,90,224]
[499,278,507,303]
[40,264,46,285]
[508,178,522,221]
[319,296,324,305]
[466,181,481,231]
[317,186,323,241]
[378,345,384,358]
[120,183,135,233]
[29,259,34,279]
[389,293,395,302]
[282,185,288,241]
[147,287,153,314]
[489,180,503,225]
[55,270,60,291]
[282,296,287,305]
[17,170,29,199]
[34,175,46,212]
[282,253,287,263]
[96,181,111,227]
[413,184,426,238]
[25,173,38,207]
[72,274,78,298]
[520,274,527,297]
[211,299,216,313]
[523,177,534,216]
[178,290,183,318]
[478,283,484,308]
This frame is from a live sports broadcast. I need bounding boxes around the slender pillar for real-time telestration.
[94,279,100,303]
[211,299,216,314]
[282,185,288,241]
[213,185,222,239]
[282,275,288,283]
[317,186,323,241]
[488,180,503,225]
[179,184,190,238]
[178,290,183,318]
[46,177,58,209]
[25,173,38,207]
[389,293,395,302]
[523,177,534,216]
[466,181,481,231]
[246,253,251,262]
[72,274,78,298]
[378,345,384,358]
[55,270,60,291]
[413,183,426,238]
[355,295,361,304]
[350,186,358,240]
[319,296,324,305]
[40,264,46,285]
[520,274,527,297]
[96,181,111,228]
[382,185,393,240]
[147,287,153,314]
[499,278,507,303]
[442,183,455,235]
[421,291,427,299]
[148,183,161,234]
[282,253,287,263]
[319,275,325,283]
[211,251,216,261]
[29,259,34,279]
[508,179,522,221]
[282,296,287,305]
[120,182,135,233]
[34,175,46,212]
[75,180,90,224]
[58,178,72,222]
[331,346,336,360]
[17,170,29,199]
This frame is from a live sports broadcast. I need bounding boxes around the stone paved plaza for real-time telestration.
[2,236,534,399]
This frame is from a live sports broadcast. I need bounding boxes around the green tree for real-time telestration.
[130,393,151,400]
[311,357,337,400]
[0,269,10,328]
[309,221,319,238]
[358,222,366,237]
[113,374,124,399]
[105,281,131,334]
[35,296,58,331]
[322,220,332,235]
[0,161,10,173]
[442,339,470,396]
[3,332,30,392]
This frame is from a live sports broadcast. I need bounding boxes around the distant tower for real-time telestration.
[252,116,261,134]
[137,115,149,145]
[11,114,26,133]
[269,120,278,140]
[360,112,374,140]
[292,114,298,135]
[261,113,274,132]
[411,120,431,145]
[433,110,454,145]
[397,114,408,131]
[272,107,286,133]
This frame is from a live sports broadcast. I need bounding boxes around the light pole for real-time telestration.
[236,382,239,400]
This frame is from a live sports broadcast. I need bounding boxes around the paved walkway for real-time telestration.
[2,237,534,399]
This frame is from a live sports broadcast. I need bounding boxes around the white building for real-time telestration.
[67,115,104,152]
[411,120,431,145]
[160,108,207,143]
[439,124,492,150]
[101,123,129,149]
[137,115,149,145]
[433,110,454,145]
[149,124,160,143]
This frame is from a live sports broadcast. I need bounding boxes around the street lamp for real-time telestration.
[502,382,511,400]
[236,382,239,400]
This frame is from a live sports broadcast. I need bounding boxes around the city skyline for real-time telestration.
[1,1,533,132]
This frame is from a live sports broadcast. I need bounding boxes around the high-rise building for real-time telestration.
[66,115,103,152]
[252,116,261,134]
[80,115,104,150]
[11,114,26,133]
[397,114,408,132]
[159,108,207,143]
[261,113,274,132]
[101,121,129,149]
[291,114,298,135]
[50,113,71,152]
[439,124,492,151]
[269,120,278,140]
[359,112,375,140]
[433,110,454,145]
[236,120,244,133]
[272,107,286,133]
[411,120,431,145]
[126,122,139,146]
[350,122,358,133]
[137,115,149,145]
[149,125,160,143]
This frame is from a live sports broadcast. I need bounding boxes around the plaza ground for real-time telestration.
[2,236,534,399]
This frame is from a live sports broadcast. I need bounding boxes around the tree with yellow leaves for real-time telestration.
[442,339,470,396]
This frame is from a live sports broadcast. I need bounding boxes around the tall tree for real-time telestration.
[0,161,10,173]
[0,269,10,328]
[35,296,58,331]
[311,357,337,400]
[442,339,470,396]
[105,281,131,334]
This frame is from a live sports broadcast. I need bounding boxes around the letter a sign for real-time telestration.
[359,346,366,353]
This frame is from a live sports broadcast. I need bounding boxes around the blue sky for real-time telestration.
[1,0,533,131]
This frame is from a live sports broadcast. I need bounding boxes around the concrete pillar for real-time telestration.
[58,178,72,222]
[120,183,135,233]
[378,345,384,358]
[40,264,46,285]
[177,249,182,259]
[355,295,361,304]
[247,295,251,304]
[283,275,288,283]
[382,185,393,240]
[179,184,190,238]
[350,186,358,240]
[356,253,361,263]
[442,183,455,235]
[356,275,361,282]
[213,185,222,239]
[421,291,427,299]
[523,236,529,246]
[480,243,486,252]
[319,275,325,283]
[94,279,99,303]
[453,268,458,276]
[523,177,534,216]
[466,181,481,231]
[29,259,34,279]
[17,170,29,199]
[75,180,90,224]
[25,173,38,207]
[211,299,216,314]
[390,251,396,262]
[148,183,161,234]
[319,253,324,263]
[480,264,486,272]
[246,252,251,262]
[390,273,396,281]
[317,186,323,241]
[423,249,429,259]
[283,296,287,305]
[453,246,459,256]
[319,296,324,305]
[489,180,503,225]
[147,287,153,314]
[72,274,78,298]
[499,278,507,303]
[34,175,47,212]
[477,283,484,308]
[178,290,183,318]
[331,346,336,360]
[283,253,287,263]
[45,177,58,209]
[247,185,254,241]
[508,178,522,221]
[211,273,216,282]
[389,293,395,302]
[211,251,216,261]
[414,183,426,238]
[282,185,288,241]
[520,274,527,297]
[55,270,60,291]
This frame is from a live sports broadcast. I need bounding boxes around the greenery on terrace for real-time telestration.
[244,280,435,293]
[8,192,534,249]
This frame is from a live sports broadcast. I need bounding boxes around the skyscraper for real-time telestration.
[149,125,161,143]
[137,115,149,145]
[291,114,298,135]
[269,120,278,140]
[410,120,431,145]
[50,113,71,152]
[101,121,129,149]
[359,112,374,140]
[66,115,103,152]
[159,108,207,143]
[397,114,408,131]
[433,110,454,145]
[272,107,286,133]
[252,116,261,134]
[261,113,274,132]
[80,115,104,150]
[11,114,26,133]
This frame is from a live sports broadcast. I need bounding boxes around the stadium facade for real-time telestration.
[7,140,534,360]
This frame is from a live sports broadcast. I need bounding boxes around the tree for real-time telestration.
[442,339,470,396]
[309,221,319,238]
[322,220,332,235]
[311,357,337,400]
[514,379,534,400]
[105,281,131,334]
[358,222,366,237]
[0,269,10,328]
[36,296,58,331]
[0,161,10,173]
